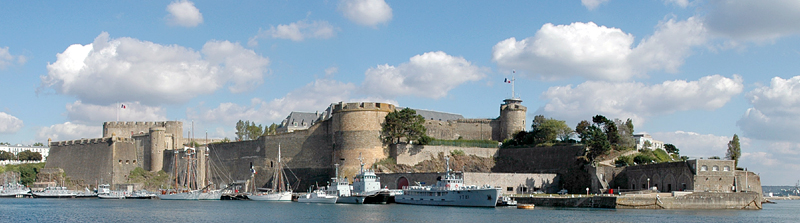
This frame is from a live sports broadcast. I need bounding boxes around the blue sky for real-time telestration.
[1,0,799,185]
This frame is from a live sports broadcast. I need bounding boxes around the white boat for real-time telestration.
[158,190,201,200]
[297,188,338,203]
[126,190,157,199]
[33,186,76,198]
[0,183,30,198]
[337,154,400,204]
[395,156,501,207]
[299,164,345,204]
[97,184,126,199]
[249,145,293,202]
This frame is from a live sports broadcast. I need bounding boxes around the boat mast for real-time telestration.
[359,152,364,175]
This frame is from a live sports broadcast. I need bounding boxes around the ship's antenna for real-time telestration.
[359,152,364,174]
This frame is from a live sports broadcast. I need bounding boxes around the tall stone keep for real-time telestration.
[500,98,527,140]
[149,127,166,171]
[331,102,395,176]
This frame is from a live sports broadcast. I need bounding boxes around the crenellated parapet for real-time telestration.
[332,102,395,113]
[50,137,134,147]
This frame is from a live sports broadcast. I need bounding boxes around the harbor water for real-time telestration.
[1,199,798,222]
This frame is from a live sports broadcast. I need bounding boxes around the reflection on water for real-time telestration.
[0,199,797,222]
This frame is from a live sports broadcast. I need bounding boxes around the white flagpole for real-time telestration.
[116,102,119,121]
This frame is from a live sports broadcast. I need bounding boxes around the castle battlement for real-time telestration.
[103,121,179,128]
[332,102,395,113]
[454,119,494,124]
[50,137,133,147]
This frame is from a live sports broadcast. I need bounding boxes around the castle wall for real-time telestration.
[205,120,334,190]
[423,119,501,141]
[46,137,140,187]
[392,144,499,166]
[616,161,696,192]
[376,172,558,194]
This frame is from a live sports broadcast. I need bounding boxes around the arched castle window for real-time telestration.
[712,166,719,171]
[700,165,708,171]
[723,166,730,171]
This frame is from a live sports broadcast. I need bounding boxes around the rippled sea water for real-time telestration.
[0,198,797,222]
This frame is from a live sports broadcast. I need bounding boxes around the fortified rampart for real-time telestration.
[331,102,394,176]
[46,137,140,188]
[391,144,499,166]
[377,172,558,193]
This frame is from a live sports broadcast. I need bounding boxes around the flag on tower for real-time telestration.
[121,104,126,109]
[504,78,511,83]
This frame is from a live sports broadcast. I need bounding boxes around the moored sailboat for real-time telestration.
[248,144,293,201]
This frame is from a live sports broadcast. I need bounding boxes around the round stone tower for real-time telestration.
[500,98,527,141]
[149,127,166,172]
[331,102,395,177]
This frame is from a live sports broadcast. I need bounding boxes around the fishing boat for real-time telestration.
[248,145,293,201]
[395,156,501,207]
[297,187,338,203]
[125,190,157,199]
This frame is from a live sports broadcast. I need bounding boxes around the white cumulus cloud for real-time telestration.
[537,75,743,125]
[705,0,800,42]
[66,101,166,125]
[36,122,102,142]
[338,0,393,27]
[40,32,269,105]
[360,51,486,99]
[248,20,337,45]
[492,18,706,81]
[0,112,23,134]
[738,76,800,141]
[581,0,610,10]
[166,0,204,27]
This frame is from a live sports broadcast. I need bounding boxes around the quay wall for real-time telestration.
[514,195,617,208]
[615,192,762,209]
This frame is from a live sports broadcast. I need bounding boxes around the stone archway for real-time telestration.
[397,177,409,189]
[663,174,676,192]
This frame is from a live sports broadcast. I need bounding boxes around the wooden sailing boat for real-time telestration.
[249,144,293,201]
[158,146,222,200]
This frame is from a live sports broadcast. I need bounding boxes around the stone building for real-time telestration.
[595,159,761,195]
[46,121,185,188]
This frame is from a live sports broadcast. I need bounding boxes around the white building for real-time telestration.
[633,134,664,151]
[0,144,49,162]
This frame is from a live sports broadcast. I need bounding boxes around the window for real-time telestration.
[700,165,708,171]
[507,187,514,192]
[723,166,730,171]
[712,166,719,171]
[119,160,122,164]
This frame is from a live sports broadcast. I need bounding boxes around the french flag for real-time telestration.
[504,78,511,83]
[120,104,126,109]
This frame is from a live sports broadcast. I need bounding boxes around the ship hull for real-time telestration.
[396,188,500,207]
[248,191,292,201]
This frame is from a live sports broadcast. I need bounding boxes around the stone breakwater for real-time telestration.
[513,191,762,209]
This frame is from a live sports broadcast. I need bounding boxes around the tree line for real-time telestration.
[234,120,280,141]
[0,150,43,161]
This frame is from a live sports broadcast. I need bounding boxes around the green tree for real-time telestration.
[615,119,635,149]
[33,142,44,146]
[235,120,246,141]
[381,108,427,144]
[586,126,611,161]
[726,134,741,167]
[0,142,9,146]
[664,144,679,154]
[17,150,42,161]
[0,151,15,160]
[575,120,591,143]
[531,115,573,143]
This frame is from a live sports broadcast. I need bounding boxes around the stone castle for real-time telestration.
[46,98,527,189]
